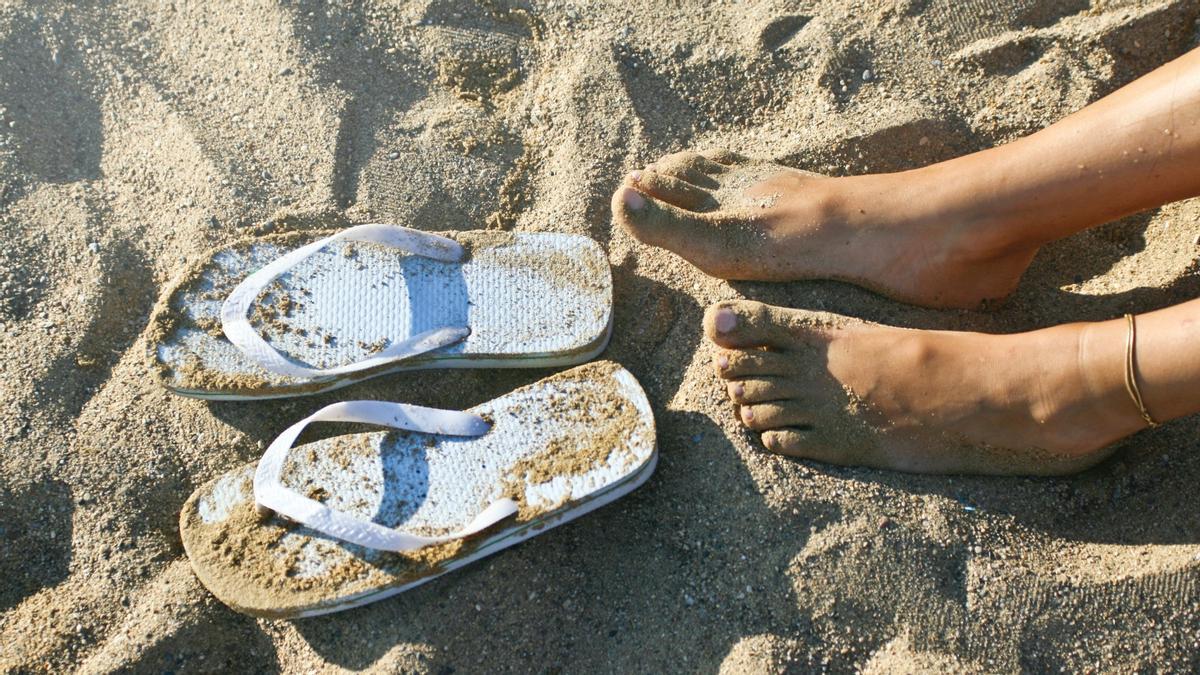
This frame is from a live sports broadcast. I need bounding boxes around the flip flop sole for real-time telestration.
[164,331,612,401]
[180,362,656,618]
[149,230,612,399]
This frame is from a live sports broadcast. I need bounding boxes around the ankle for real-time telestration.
[905,160,1044,262]
[1061,321,1149,449]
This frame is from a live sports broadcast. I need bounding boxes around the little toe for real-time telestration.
[699,148,749,165]
[631,170,713,211]
[705,300,801,349]
[653,154,720,188]
[760,429,812,457]
[760,430,874,466]
[714,349,793,379]
[688,155,734,175]
[738,401,810,431]
[727,377,801,404]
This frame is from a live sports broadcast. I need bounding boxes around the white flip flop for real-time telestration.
[147,224,613,399]
[179,361,657,618]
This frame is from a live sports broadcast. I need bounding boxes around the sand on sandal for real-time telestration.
[2,0,1199,671]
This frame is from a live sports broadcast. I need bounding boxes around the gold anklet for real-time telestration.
[1123,313,1160,429]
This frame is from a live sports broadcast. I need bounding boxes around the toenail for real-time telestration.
[733,383,744,398]
[714,308,737,333]
[717,354,729,369]
[743,407,754,422]
[622,187,645,211]
[630,170,643,182]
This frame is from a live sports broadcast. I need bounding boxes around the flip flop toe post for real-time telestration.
[180,361,656,618]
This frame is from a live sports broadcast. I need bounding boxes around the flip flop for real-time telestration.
[147,224,612,400]
[180,361,657,618]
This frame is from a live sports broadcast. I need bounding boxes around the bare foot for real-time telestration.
[612,149,1042,309]
[704,300,1151,475]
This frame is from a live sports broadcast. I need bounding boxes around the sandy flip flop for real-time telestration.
[180,361,657,618]
[147,224,612,399]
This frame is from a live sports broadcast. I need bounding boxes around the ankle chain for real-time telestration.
[1123,313,1160,429]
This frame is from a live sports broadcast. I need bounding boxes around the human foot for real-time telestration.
[704,300,1153,475]
[612,149,1041,309]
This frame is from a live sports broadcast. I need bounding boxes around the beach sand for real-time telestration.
[2,0,1199,671]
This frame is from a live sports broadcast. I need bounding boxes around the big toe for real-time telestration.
[704,300,802,349]
[613,184,711,249]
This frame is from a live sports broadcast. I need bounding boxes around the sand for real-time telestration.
[2,0,1199,671]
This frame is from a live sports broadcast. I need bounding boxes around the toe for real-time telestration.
[727,377,801,404]
[613,185,710,247]
[760,430,875,466]
[705,300,801,349]
[661,150,732,176]
[654,153,720,188]
[614,185,738,274]
[631,169,712,211]
[738,401,810,431]
[714,349,792,379]
[690,155,734,175]
[760,429,811,456]
[700,148,749,165]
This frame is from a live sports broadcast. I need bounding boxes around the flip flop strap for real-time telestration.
[221,223,470,378]
[253,400,519,552]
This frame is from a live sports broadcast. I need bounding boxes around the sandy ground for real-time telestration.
[2,0,1200,672]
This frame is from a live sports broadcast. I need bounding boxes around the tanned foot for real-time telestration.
[612,149,1042,309]
[704,300,1151,475]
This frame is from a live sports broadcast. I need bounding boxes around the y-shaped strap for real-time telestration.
[254,400,519,552]
[221,224,470,379]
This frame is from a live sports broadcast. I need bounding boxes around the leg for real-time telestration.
[704,298,1200,475]
[614,48,1200,308]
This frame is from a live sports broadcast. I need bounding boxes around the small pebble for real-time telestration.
[388,150,400,160]
[862,69,873,81]
[87,242,100,254]
[278,66,293,76]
